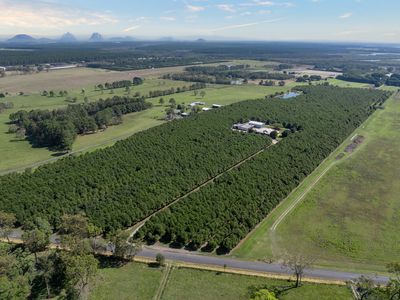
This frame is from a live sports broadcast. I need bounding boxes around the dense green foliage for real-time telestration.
[164,64,293,84]
[337,72,387,87]
[337,72,400,87]
[1,42,399,74]
[137,86,390,252]
[98,77,143,90]
[9,96,152,150]
[385,73,400,87]
[0,101,271,231]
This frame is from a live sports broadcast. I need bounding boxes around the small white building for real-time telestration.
[190,101,205,107]
[249,121,265,128]
[0,66,6,72]
[212,104,223,108]
[230,79,243,85]
[202,107,212,112]
[181,112,190,117]
[233,123,254,132]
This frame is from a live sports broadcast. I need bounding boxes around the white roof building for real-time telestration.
[249,121,265,128]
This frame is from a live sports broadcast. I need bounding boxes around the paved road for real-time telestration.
[4,229,389,284]
[139,246,389,284]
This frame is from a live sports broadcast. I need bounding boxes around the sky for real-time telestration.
[1,0,400,43]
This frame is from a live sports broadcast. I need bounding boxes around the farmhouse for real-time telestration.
[202,107,212,111]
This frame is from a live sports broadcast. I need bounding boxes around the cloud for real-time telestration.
[0,0,118,30]
[208,18,282,32]
[123,25,141,32]
[186,5,205,12]
[241,1,293,8]
[160,16,176,21]
[217,4,236,13]
[339,12,353,19]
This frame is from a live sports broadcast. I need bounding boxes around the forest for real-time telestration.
[0,86,389,240]
[163,64,294,84]
[336,72,400,87]
[337,72,387,87]
[1,41,399,74]
[9,96,152,150]
[136,86,390,252]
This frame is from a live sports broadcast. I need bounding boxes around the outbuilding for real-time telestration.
[249,121,265,128]
[234,123,254,132]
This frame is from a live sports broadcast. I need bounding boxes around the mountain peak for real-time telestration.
[60,32,77,42]
[7,34,36,43]
[89,32,103,42]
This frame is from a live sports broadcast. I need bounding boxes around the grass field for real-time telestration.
[233,90,400,272]
[89,263,163,300]
[90,263,352,300]
[0,60,274,94]
[0,74,296,173]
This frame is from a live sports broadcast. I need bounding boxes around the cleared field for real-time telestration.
[324,78,372,88]
[234,90,400,272]
[0,60,272,94]
[0,78,294,173]
[89,263,163,300]
[90,263,352,300]
[0,66,194,94]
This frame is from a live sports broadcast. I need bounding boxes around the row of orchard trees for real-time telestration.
[0,86,390,239]
[0,94,272,231]
[137,86,391,253]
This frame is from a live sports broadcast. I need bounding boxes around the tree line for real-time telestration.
[163,64,293,85]
[137,86,391,252]
[9,96,152,150]
[96,77,143,90]
[0,212,142,299]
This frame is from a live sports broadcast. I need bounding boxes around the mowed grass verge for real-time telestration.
[234,89,400,272]
[90,262,352,300]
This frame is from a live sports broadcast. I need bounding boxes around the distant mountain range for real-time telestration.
[3,33,206,44]
[4,33,136,44]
